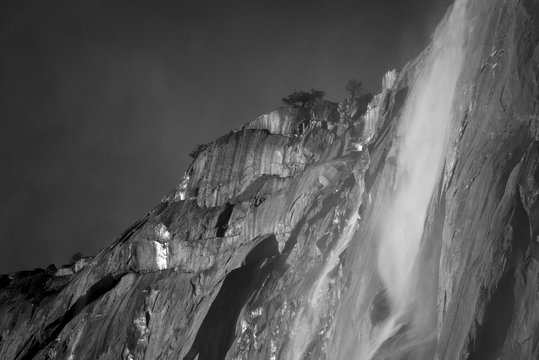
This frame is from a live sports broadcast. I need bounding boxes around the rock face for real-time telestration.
[1,0,538,359]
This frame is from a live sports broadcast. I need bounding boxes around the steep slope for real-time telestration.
[328,1,539,359]
[1,0,538,359]
[0,87,392,359]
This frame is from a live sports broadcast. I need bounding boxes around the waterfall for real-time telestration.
[318,1,472,359]
[281,1,469,358]
[366,0,470,357]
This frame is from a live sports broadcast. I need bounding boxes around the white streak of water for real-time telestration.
[281,2,469,358]
[367,0,470,357]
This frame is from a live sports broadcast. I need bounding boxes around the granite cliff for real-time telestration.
[1,0,539,359]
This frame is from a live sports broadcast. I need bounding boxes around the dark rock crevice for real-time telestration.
[183,236,280,360]
[215,203,234,238]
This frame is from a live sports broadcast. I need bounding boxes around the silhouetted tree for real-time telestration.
[346,79,366,98]
[345,79,374,117]
[281,88,325,108]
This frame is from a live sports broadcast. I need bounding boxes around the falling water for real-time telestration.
[282,1,469,358]
[319,1,471,359]
[366,0,470,357]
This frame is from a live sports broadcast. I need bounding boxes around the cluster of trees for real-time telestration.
[186,79,372,160]
[281,78,371,109]
[281,88,326,108]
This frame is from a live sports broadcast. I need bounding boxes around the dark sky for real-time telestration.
[0,0,450,273]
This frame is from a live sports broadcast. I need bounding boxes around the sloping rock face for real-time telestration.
[0,0,538,359]
[0,89,390,359]
[434,0,539,358]
[327,0,539,358]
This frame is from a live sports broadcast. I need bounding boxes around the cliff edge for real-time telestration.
[1,0,538,359]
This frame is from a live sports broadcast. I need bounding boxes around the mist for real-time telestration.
[370,0,470,356]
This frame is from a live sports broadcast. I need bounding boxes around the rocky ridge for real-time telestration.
[0,69,397,359]
[1,0,538,359]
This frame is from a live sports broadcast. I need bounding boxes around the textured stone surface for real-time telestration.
[0,0,538,359]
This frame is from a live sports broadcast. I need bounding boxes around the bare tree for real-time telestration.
[345,79,366,98]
